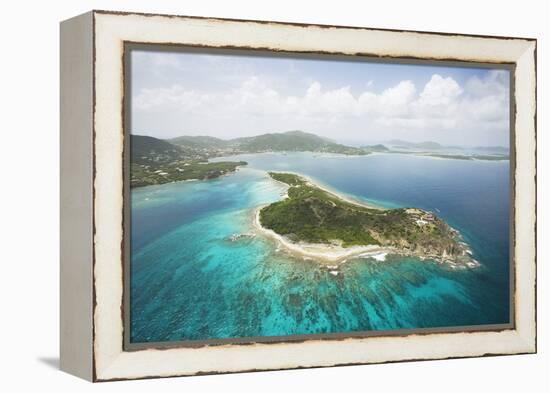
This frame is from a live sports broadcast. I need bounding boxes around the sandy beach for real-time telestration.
[252,207,394,264]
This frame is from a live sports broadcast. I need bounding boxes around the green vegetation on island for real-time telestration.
[130,160,247,188]
[130,135,246,188]
[259,172,474,264]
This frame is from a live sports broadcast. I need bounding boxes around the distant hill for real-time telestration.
[169,135,229,149]
[388,139,444,150]
[415,141,444,150]
[233,131,365,155]
[131,134,205,164]
[387,139,508,154]
[130,135,247,187]
[472,145,509,154]
[168,130,366,155]
[362,144,389,152]
[131,135,182,164]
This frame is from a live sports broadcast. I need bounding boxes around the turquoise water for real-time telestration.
[130,153,510,343]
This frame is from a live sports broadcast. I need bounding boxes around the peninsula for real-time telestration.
[130,131,366,187]
[130,135,247,187]
[256,172,478,268]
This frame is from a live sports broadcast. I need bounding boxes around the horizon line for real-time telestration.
[130,130,510,149]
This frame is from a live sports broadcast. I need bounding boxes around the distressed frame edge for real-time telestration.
[122,43,517,352]
[512,40,537,354]
[90,11,537,381]
[59,11,95,381]
[92,8,537,42]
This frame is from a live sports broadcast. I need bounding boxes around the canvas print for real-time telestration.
[127,48,511,345]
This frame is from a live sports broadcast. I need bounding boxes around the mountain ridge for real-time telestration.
[168,130,367,155]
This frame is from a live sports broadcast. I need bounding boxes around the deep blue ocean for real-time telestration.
[130,153,510,343]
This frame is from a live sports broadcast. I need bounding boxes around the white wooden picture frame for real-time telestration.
[60,10,536,381]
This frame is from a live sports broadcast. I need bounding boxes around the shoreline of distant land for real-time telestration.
[384,151,509,162]
[131,131,509,188]
[214,150,509,163]
[252,172,480,270]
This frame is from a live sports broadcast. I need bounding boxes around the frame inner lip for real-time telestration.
[119,37,518,352]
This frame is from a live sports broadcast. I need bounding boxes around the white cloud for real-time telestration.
[418,74,463,106]
[133,70,509,141]
[380,80,417,107]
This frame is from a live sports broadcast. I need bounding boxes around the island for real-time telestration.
[255,172,479,270]
[130,131,368,187]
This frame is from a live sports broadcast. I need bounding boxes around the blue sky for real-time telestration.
[131,49,510,147]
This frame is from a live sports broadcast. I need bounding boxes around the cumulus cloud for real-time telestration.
[419,74,463,106]
[133,69,509,142]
